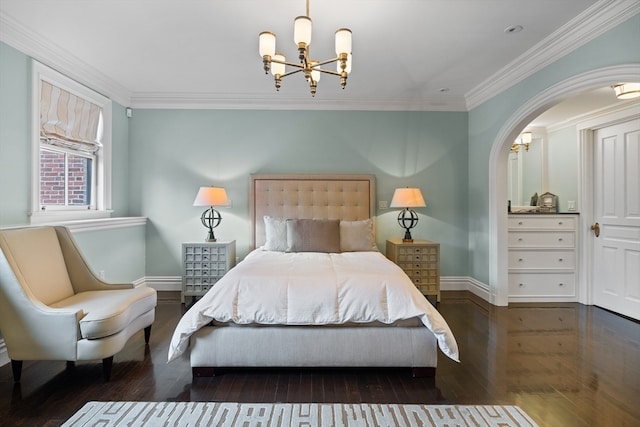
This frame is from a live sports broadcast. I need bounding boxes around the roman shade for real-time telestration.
[40,80,103,153]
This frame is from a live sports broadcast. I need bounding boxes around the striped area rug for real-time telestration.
[63,401,538,426]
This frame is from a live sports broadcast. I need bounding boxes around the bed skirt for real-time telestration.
[189,323,438,377]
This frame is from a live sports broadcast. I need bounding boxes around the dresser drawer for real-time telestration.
[508,272,576,296]
[508,249,575,269]
[508,216,576,230]
[508,231,575,248]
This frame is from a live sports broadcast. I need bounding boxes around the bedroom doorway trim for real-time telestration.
[488,64,640,306]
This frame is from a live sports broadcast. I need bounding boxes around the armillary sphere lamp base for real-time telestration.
[201,207,222,243]
[397,208,419,243]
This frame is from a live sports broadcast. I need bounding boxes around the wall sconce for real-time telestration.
[193,186,230,242]
[511,131,533,153]
[389,188,426,242]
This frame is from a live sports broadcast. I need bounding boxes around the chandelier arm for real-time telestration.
[315,57,340,67]
[316,68,341,76]
[280,69,306,78]
[271,59,307,69]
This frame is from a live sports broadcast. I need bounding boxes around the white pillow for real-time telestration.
[340,219,378,252]
[263,216,288,251]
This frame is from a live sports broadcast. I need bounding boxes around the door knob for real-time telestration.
[591,222,600,237]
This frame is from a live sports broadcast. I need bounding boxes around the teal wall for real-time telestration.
[467,14,640,285]
[0,42,30,226]
[128,109,469,276]
[1,12,638,289]
[548,126,579,212]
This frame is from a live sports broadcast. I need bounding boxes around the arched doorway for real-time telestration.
[488,64,640,306]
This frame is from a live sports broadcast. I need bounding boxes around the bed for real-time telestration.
[168,174,459,377]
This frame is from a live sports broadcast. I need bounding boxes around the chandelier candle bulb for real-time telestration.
[335,28,352,55]
[259,32,276,57]
[294,16,312,48]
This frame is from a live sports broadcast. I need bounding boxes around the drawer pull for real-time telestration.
[518,221,523,225]
[558,221,563,225]
[558,258,563,262]
[518,258,524,262]
[558,283,564,287]
[519,283,524,287]
[518,238,523,242]
[558,238,563,242]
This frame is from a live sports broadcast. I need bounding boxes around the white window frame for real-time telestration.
[30,61,112,224]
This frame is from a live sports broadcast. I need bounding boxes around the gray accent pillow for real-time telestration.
[263,216,288,251]
[340,219,378,252]
[286,219,341,253]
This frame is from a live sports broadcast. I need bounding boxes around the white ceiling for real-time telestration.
[1,0,637,122]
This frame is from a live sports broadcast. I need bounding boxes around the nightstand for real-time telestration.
[386,238,440,302]
[181,240,236,303]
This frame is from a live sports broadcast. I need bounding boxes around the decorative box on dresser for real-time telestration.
[386,238,440,302]
[182,241,236,303]
[508,214,579,302]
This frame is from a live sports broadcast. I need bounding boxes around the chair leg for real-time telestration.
[102,356,113,382]
[11,360,22,383]
[144,325,152,344]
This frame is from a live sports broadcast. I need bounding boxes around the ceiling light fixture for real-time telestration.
[612,83,640,100]
[259,0,352,97]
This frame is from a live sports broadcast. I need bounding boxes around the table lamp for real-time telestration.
[193,186,229,242]
[389,187,426,242]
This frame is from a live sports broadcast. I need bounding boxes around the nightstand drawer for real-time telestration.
[386,238,440,302]
[182,241,236,302]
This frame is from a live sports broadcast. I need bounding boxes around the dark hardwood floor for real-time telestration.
[1,291,638,426]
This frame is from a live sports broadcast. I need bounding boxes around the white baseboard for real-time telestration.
[441,276,491,302]
[135,276,182,292]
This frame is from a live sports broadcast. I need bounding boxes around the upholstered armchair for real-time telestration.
[0,226,157,382]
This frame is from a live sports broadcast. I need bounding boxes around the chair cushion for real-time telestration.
[0,227,75,305]
[50,286,157,339]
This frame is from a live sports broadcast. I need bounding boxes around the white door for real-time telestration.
[592,118,640,320]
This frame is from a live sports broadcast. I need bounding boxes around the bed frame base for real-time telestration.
[191,366,435,378]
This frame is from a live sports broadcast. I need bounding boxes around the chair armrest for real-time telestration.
[55,227,135,292]
[0,257,82,360]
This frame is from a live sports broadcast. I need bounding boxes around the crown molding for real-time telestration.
[2,1,637,112]
[546,99,640,133]
[0,12,132,107]
[465,0,640,110]
[128,92,469,112]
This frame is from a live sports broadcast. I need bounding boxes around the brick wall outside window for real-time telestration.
[40,150,90,206]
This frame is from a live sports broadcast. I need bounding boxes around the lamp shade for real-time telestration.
[294,16,312,46]
[390,188,426,208]
[259,31,276,57]
[193,187,229,207]
[271,53,286,76]
[335,28,352,55]
[612,83,640,99]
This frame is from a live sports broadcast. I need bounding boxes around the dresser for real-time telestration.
[386,238,440,302]
[182,241,236,303]
[508,214,578,302]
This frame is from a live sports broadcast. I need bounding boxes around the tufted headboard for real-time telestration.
[249,174,376,249]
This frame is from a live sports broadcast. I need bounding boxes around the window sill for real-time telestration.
[28,212,147,233]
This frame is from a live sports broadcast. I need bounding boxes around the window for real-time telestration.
[31,61,112,223]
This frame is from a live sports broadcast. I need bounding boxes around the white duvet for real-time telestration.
[167,250,459,362]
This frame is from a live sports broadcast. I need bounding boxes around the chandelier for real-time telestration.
[258,0,352,97]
